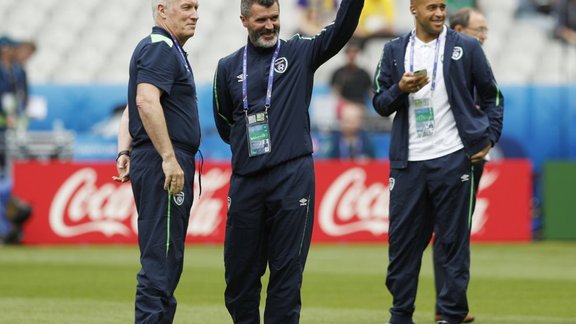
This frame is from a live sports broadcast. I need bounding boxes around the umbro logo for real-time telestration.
[236,73,245,82]
[460,174,470,182]
[299,198,308,206]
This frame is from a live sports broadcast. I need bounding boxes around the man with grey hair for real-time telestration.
[213,0,364,323]
[114,0,200,323]
[429,7,490,323]
[449,7,488,45]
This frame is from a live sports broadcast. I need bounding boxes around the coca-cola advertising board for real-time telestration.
[13,160,532,244]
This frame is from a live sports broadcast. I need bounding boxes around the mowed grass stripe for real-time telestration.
[1,298,575,324]
[0,298,230,324]
[1,243,575,323]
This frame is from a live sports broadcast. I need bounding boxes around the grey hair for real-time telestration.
[449,7,482,29]
[151,0,168,20]
[240,0,279,18]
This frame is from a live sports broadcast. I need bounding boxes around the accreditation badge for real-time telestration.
[413,98,435,138]
[246,111,272,157]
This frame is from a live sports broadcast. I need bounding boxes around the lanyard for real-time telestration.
[409,29,441,95]
[168,33,192,73]
[242,41,281,112]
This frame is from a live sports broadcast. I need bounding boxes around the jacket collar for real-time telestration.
[393,27,458,75]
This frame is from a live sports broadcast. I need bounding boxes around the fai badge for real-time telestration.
[451,46,463,61]
[173,192,185,206]
[274,57,288,73]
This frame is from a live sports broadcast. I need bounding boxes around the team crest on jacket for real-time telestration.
[452,46,463,60]
[274,57,288,73]
[173,192,185,206]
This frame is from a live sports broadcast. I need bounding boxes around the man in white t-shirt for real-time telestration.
[372,0,503,323]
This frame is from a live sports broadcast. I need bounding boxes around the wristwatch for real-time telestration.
[116,150,131,161]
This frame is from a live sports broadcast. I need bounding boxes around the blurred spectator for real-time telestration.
[0,36,14,242]
[0,36,33,245]
[0,36,20,132]
[554,0,576,45]
[12,40,37,131]
[330,40,372,106]
[295,0,339,37]
[328,40,393,132]
[0,35,20,176]
[449,7,489,45]
[324,101,375,160]
[1,37,33,133]
[353,0,397,45]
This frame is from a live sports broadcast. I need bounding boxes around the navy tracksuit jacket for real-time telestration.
[213,0,364,323]
[373,29,503,168]
[373,29,504,324]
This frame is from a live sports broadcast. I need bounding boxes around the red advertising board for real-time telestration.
[13,160,532,244]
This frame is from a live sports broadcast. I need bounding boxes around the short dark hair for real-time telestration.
[240,0,279,18]
[449,7,481,29]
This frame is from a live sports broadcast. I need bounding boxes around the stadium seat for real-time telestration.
[0,0,570,87]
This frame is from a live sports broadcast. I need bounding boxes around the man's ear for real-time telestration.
[454,25,464,32]
[158,4,167,19]
[240,15,248,28]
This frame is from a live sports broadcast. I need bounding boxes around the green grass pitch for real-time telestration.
[1,242,575,323]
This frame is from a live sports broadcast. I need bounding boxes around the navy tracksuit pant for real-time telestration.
[224,156,315,324]
[387,149,477,324]
[433,160,484,319]
[130,147,196,324]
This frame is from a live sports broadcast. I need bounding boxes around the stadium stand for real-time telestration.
[0,0,574,85]
[0,0,289,84]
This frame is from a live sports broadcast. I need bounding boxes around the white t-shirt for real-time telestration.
[403,26,463,161]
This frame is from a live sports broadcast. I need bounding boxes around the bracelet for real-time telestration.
[116,150,131,161]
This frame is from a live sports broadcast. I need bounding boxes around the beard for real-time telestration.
[249,28,279,48]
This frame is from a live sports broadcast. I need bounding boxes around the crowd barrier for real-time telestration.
[14,159,532,244]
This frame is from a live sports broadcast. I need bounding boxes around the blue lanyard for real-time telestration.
[168,33,192,73]
[409,29,441,95]
[242,41,281,112]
